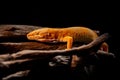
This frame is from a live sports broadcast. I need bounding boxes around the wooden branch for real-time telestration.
[0,33,110,67]
[0,51,115,70]
[2,70,30,80]
[0,51,115,78]
[0,33,110,61]
[2,59,33,67]
[10,33,109,60]
[0,59,34,77]
[0,54,12,61]
[0,42,71,54]
[0,25,40,42]
[97,50,115,58]
[0,25,116,80]
[0,33,113,79]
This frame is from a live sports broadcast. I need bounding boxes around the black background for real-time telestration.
[0,7,120,80]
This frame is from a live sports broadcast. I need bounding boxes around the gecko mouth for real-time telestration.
[27,35,43,40]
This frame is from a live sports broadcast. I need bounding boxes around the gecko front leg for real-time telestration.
[63,36,73,49]
[63,36,79,68]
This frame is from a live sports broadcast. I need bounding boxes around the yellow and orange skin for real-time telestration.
[27,27,109,68]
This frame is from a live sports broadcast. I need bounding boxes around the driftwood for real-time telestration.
[2,70,30,80]
[0,33,110,61]
[0,59,33,78]
[0,25,116,80]
[0,25,40,42]
[0,33,115,78]
[0,42,66,54]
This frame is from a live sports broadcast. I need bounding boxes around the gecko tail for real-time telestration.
[100,42,109,52]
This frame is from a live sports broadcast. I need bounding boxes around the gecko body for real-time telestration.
[27,27,109,68]
[27,27,108,51]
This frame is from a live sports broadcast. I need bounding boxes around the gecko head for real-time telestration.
[27,28,57,42]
